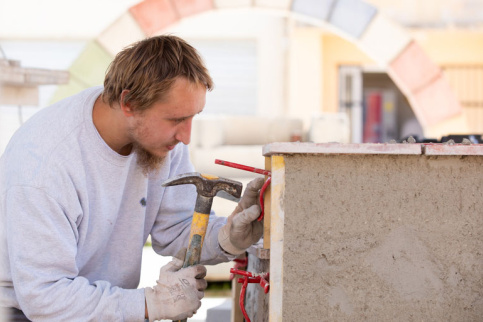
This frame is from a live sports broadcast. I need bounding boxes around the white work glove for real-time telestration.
[218,177,265,255]
[145,249,207,321]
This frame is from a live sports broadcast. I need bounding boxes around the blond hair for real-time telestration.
[102,35,213,112]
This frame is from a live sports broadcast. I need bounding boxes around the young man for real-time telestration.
[0,35,264,321]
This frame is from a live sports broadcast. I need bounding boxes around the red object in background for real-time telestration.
[363,92,382,143]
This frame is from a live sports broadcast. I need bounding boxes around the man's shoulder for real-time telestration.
[1,87,103,185]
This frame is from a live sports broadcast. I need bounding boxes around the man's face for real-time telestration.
[127,78,206,174]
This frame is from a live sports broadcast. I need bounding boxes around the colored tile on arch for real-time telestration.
[69,41,113,87]
[172,0,213,18]
[359,13,411,67]
[329,0,377,39]
[129,0,179,35]
[389,41,441,94]
[410,75,463,127]
[291,0,336,21]
[97,12,146,57]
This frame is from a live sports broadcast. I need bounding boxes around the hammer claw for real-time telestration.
[162,172,242,198]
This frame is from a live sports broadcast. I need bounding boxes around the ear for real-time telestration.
[120,89,134,117]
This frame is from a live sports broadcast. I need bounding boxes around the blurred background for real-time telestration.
[1,0,483,320]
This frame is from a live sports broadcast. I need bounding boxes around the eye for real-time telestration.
[172,117,188,125]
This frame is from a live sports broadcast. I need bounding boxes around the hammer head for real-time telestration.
[162,172,242,199]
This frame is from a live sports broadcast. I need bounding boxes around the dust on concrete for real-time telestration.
[279,153,483,321]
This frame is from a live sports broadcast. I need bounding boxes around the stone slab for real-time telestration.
[424,143,483,155]
[263,142,423,156]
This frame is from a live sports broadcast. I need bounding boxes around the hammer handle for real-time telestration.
[182,211,209,268]
[174,194,213,322]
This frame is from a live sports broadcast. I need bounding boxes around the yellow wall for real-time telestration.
[321,33,375,113]
[319,29,483,114]
[412,29,483,64]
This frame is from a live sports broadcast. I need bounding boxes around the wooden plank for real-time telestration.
[269,155,285,322]
[231,273,244,322]
[231,253,246,322]
[263,156,271,250]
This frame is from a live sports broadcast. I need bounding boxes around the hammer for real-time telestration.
[162,172,242,268]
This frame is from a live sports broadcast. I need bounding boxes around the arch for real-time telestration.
[53,0,467,138]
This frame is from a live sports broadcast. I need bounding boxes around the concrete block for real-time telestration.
[262,143,483,321]
[388,41,441,95]
[213,0,252,9]
[69,41,113,87]
[328,0,377,39]
[359,13,411,67]
[409,75,463,127]
[129,0,179,36]
[171,0,214,18]
[97,12,146,56]
[291,0,336,21]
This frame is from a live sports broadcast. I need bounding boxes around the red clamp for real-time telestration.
[230,258,248,280]
[230,268,270,322]
[215,159,271,221]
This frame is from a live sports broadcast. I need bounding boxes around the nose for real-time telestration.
[175,118,192,145]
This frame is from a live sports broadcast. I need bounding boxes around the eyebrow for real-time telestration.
[168,109,204,122]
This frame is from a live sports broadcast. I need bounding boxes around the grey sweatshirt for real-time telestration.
[0,87,230,321]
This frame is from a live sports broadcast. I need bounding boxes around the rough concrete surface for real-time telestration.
[244,251,270,322]
[281,154,482,321]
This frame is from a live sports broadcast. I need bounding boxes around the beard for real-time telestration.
[133,142,166,176]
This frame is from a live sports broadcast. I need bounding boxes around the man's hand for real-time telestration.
[144,249,207,321]
[218,177,265,255]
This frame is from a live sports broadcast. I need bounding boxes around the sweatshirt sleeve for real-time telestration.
[149,144,231,265]
[5,186,145,321]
